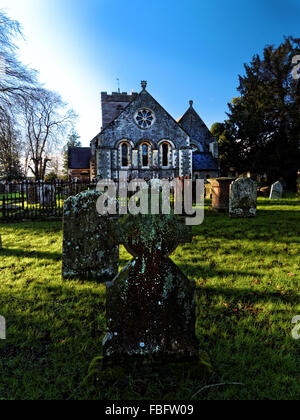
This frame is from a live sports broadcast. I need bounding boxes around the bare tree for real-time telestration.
[0,11,77,179]
[21,88,76,180]
[0,10,36,110]
[0,106,23,180]
[47,154,63,176]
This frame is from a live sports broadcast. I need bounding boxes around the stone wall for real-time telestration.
[101,92,138,129]
[99,90,191,151]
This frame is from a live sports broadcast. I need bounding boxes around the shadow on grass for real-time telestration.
[0,248,62,261]
[0,282,298,400]
[0,220,62,232]
[196,284,299,304]
[177,262,265,280]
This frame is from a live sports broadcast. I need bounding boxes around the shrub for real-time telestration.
[44,171,58,182]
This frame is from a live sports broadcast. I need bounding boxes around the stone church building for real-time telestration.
[68,81,219,181]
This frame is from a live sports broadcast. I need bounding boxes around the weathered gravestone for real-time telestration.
[39,184,56,207]
[62,190,119,281]
[210,177,236,212]
[205,182,212,199]
[269,181,283,199]
[229,178,257,218]
[103,214,199,364]
[27,182,57,207]
[26,182,39,205]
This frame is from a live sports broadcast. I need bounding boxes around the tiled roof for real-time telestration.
[193,152,218,171]
[68,147,91,169]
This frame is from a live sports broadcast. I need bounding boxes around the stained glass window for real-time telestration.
[162,143,169,167]
[142,144,149,167]
[135,109,154,129]
[122,143,129,167]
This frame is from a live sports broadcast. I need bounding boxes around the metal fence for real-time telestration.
[0,180,97,222]
[0,178,205,223]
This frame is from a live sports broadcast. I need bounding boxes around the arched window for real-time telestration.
[142,144,149,167]
[121,143,129,167]
[162,143,169,167]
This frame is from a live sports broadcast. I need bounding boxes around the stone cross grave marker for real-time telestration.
[229,177,257,218]
[269,181,283,199]
[62,190,119,282]
[103,213,199,363]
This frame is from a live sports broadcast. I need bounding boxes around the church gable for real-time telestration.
[178,101,215,153]
[90,81,218,181]
[99,83,190,150]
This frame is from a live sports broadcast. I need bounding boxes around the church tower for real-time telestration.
[100,91,138,130]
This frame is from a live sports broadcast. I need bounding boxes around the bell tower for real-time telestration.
[100,91,138,130]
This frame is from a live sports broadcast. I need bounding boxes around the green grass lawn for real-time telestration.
[0,197,299,400]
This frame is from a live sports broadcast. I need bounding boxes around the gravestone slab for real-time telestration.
[26,183,39,205]
[62,190,119,282]
[103,214,198,363]
[39,184,56,207]
[230,178,257,218]
[210,177,236,212]
[205,182,212,199]
[269,181,283,199]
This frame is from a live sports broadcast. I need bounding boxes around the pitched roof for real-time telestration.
[178,104,215,145]
[92,87,190,144]
[193,152,218,171]
[68,147,91,169]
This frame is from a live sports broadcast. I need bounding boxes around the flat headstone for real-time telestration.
[230,177,257,218]
[269,181,283,199]
[103,214,198,363]
[62,190,119,282]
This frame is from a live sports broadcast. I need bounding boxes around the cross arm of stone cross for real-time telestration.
[111,214,192,258]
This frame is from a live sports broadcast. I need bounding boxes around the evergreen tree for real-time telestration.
[62,132,82,178]
[214,36,300,186]
[211,121,241,175]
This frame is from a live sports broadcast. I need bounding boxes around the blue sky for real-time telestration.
[1,0,300,146]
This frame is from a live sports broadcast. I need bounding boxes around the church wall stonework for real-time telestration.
[98,149,112,179]
[99,90,190,151]
[101,91,138,129]
[179,149,193,177]
[179,102,217,154]
[90,83,219,180]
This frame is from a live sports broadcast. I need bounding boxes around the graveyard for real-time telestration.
[0,1,300,404]
[0,194,299,400]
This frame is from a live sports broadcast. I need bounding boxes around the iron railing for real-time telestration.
[0,178,206,222]
[0,180,97,222]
